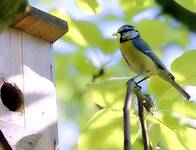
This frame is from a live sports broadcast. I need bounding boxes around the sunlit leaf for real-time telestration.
[148,49,193,99]
[171,50,196,85]
[149,76,196,119]
[120,0,153,21]
[177,127,196,149]
[76,0,102,14]
[147,115,186,150]
[78,108,139,150]
[160,125,186,150]
[136,0,145,5]
[136,20,189,48]
[100,39,117,54]
[175,0,196,12]
[50,9,88,47]
[132,139,144,150]
[50,11,118,53]
[148,123,161,149]
[170,99,196,119]
[148,76,170,98]
[87,77,129,109]
[148,76,190,105]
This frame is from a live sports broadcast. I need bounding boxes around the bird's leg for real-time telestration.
[137,76,150,84]
[127,75,150,90]
[126,75,141,89]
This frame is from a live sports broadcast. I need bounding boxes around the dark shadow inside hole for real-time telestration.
[0,81,24,112]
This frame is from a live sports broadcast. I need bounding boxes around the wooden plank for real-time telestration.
[0,28,24,127]
[0,120,41,150]
[22,32,58,149]
[10,6,68,43]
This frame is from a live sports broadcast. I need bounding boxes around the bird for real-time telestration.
[113,24,190,100]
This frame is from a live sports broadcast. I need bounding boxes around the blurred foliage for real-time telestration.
[48,0,196,149]
[76,0,102,14]
[175,0,196,12]
[0,0,27,31]
[156,0,196,32]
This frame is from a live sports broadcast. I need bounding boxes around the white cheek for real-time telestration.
[122,31,138,39]
[127,31,138,38]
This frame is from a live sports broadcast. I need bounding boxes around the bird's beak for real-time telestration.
[113,32,120,38]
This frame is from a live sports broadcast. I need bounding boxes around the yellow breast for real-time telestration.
[120,41,157,75]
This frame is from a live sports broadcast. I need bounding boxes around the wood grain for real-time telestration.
[22,32,58,150]
[0,28,58,149]
[0,28,25,127]
[10,6,68,43]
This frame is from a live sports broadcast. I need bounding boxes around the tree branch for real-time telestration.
[156,0,196,32]
[124,79,153,150]
[123,79,136,150]
[134,87,149,150]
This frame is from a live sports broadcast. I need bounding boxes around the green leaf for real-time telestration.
[74,21,102,46]
[136,20,189,48]
[177,127,196,149]
[120,0,153,21]
[168,99,196,119]
[147,115,186,150]
[88,77,129,109]
[148,75,189,101]
[51,10,118,53]
[175,0,196,12]
[78,108,140,150]
[160,125,186,150]
[50,9,89,47]
[148,124,161,149]
[0,0,27,31]
[149,77,196,119]
[73,21,117,53]
[76,0,102,14]
[132,139,144,150]
[171,50,196,85]
[148,76,171,98]
[149,51,194,99]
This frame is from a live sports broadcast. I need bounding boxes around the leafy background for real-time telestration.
[29,0,196,150]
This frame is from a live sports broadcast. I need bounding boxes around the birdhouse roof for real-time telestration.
[10,6,68,43]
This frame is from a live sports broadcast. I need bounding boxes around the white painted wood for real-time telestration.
[22,32,58,150]
[0,120,41,150]
[0,28,58,149]
[0,28,24,127]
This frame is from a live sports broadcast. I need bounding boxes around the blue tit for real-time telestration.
[114,24,190,100]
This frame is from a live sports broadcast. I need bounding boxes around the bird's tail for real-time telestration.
[168,79,190,100]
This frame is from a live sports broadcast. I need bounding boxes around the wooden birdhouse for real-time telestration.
[0,6,68,150]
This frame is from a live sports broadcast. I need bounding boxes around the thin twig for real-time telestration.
[123,79,136,150]
[134,87,149,150]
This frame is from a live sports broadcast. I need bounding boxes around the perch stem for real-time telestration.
[123,79,136,150]
[134,87,149,150]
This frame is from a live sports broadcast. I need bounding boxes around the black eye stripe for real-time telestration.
[119,28,134,33]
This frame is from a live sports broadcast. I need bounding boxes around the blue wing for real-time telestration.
[132,37,166,70]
